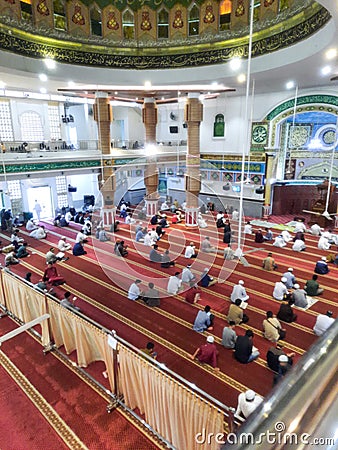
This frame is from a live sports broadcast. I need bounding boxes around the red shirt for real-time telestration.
[197,343,218,368]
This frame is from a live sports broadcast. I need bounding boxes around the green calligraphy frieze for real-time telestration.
[267,95,338,121]
[0,6,330,70]
[0,160,101,174]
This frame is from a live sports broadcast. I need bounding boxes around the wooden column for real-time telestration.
[184,93,203,227]
[142,98,159,216]
[94,92,115,224]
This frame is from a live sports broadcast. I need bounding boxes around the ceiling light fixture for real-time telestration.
[0,81,6,89]
[39,73,48,82]
[230,58,241,71]
[286,81,295,90]
[68,81,75,88]
[237,74,246,83]
[44,58,56,70]
[40,87,47,94]
[321,65,331,76]
[325,48,337,60]
[144,81,152,89]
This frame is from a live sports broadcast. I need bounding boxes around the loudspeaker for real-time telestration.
[84,195,95,206]
[169,126,179,134]
[183,122,187,128]
[223,184,230,191]
[68,186,77,192]
[255,187,264,194]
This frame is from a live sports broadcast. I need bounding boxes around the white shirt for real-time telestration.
[216,212,224,220]
[294,222,306,233]
[292,239,306,252]
[281,230,292,242]
[273,282,288,301]
[144,233,156,247]
[184,245,196,258]
[235,393,263,419]
[313,314,334,336]
[128,283,140,300]
[273,236,286,247]
[181,267,195,283]
[125,215,135,224]
[30,227,46,239]
[318,236,330,250]
[232,210,239,220]
[58,239,71,252]
[167,276,182,295]
[26,220,36,231]
[75,232,86,243]
[65,211,73,223]
[244,224,252,234]
[231,284,249,302]
[310,224,321,236]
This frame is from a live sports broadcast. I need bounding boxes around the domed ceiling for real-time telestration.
[0,0,331,70]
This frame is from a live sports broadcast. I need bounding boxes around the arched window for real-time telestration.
[122,9,134,39]
[188,4,199,36]
[158,8,169,39]
[90,6,102,37]
[20,0,32,23]
[213,114,225,138]
[53,0,67,31]
[20,111,44,142]
[219,0,231,31]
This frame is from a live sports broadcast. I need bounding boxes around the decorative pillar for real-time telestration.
[94,92,115,225]
[142,98,159,216]
[184,93,203,227]
[263,152,276,218]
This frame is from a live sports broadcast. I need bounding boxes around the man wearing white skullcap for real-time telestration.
[235,389,263,419]
[230,279,250,303]
[273,277,289,301]
[292,284,308,308]
[190,335,220,370]
[274,354,293,385]
[282,268,296,289]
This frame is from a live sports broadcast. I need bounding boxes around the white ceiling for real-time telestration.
[0,0,337,98]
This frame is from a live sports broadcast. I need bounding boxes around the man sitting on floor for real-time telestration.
[142,282,160,307]
[235,390,263,420]
[60,291,80,311]
[227,299,249,325]
[5,251,20,266]
[262,252,277,271]
[313,311,334,336]
[190,335,220,371]
[184,242,197,259]
[160,249,175,268]
[199,268,217,288]
[201,236,216,253]
[43,262,66,286]
[192,305,214,332]
[254,229,264,243]
[305,274,324,296]
[273,234,287,248]
[221,321,237,349]
[277,298,297,323]
[72,241,87,256]
[16,242,29,258]
[181,264,196,287]
[292,284,308,308]
[127,279,142,301]
[149,244,162,263]
[282,268,296,289]
[167,272,182,295]
[234,330,260,364]
[29,225,47,240]
[58,236,72,252]
[230,280,249,303]
[273,277,289,301]
[263,311,285,342]
[314,257,329,275]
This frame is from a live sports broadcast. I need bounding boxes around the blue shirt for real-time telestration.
[200,273,212,288]
[193,311,210,332]
[136,230,145,241]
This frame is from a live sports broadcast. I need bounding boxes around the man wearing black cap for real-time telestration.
[313,311,334,336]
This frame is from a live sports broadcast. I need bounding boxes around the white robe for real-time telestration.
[29,227,46,239]
[281,230,292,242]
[318,237,330,250]
[273,236,286,247]
[292,239,306,252]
